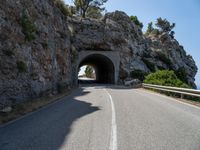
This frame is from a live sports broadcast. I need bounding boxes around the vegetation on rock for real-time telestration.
[54,0,74,16]
[146,18,175,38]
[21,12,37,41]
[130,16,143,28]
[73,0,107,18]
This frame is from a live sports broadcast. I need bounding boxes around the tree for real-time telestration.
[146,22,154,34]
[73,0,107,18]
[130,16,143,28]
[85,65,93,78]
[86,6,103,18]
[155,17,175,33]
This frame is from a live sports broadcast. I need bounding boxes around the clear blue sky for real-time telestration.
[64,0,200,87]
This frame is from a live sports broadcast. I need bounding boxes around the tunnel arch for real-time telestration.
[78,54,115,84]
[76,51,120,84]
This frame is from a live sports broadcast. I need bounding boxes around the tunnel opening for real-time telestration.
[78,54,115,84]
[78,65,96,84]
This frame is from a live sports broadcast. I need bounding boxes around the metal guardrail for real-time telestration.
[142,83,200,98]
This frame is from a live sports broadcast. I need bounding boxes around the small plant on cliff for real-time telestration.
[17,61,27,73]
[144,70,190,88]
[21,12,37,41]
[130,16,143,28]
[130,69,147,81]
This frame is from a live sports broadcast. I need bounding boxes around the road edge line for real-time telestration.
[138,88,200,110]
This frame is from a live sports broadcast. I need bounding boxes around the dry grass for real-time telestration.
[0,88,77,125]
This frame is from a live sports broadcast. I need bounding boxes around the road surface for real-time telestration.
[0,85,200,150]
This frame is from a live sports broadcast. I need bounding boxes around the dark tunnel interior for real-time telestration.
[78,54,115,84]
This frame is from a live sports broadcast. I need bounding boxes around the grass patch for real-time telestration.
[0,87,77,125]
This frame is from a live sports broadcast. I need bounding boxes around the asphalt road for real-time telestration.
[0,85,200,150]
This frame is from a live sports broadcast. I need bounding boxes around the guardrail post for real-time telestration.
[180,94,184,99]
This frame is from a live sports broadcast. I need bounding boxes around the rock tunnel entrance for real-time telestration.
[78,54,115,84]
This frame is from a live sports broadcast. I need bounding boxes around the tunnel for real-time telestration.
[78,54,115,84]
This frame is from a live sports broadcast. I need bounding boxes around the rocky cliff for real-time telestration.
[0,0,197,105]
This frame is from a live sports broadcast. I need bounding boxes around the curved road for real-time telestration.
[0,85,200,150]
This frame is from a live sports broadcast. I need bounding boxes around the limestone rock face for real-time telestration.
[0,0,73,104]
[0,1,198,105]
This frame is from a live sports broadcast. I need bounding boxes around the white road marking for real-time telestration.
[136,89,200,110]
[105,89,118,150]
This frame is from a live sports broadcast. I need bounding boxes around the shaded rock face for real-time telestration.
[0,0,73,104]
[0,1,197,104]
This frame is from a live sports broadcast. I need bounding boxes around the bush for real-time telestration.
[144,70,190,88]
[55,0,71,16]
[21,12,37,41]
[142,58,155,72]
[130,16,143,28]
[17,61,27,73]
[130,69,147,81]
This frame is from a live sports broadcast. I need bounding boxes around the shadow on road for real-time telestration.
[0,88,100,150]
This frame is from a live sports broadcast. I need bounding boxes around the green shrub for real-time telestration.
[144,70,190,88]
[142,58,155,72]
[55,0,71,16]
[130,69,147,81]
[130,16,143,28]
[17,61,27,73]
[21,12,37,41]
